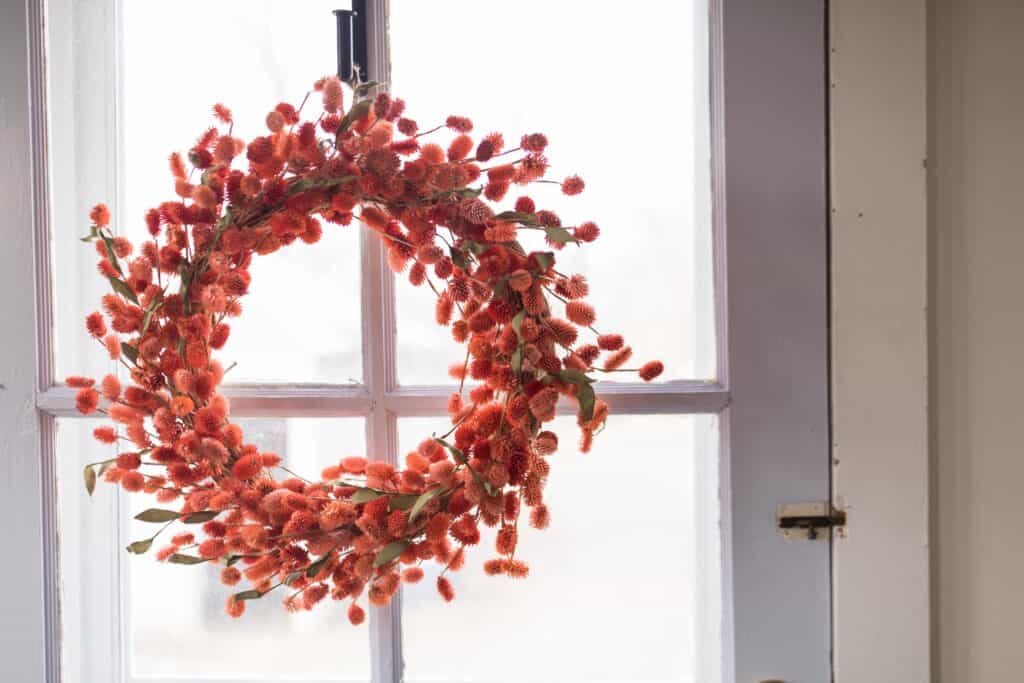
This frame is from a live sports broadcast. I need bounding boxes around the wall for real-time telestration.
[930,0,1024,680]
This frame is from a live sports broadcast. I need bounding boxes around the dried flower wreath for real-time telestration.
[67,77,663,622]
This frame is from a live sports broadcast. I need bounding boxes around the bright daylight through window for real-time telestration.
[45,1,718,681]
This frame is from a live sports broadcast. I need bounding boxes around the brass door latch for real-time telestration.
[777,502,847,540]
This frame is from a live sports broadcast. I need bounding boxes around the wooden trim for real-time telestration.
[29,0,62,674]
[720,1,832,680]
[0,0,59,680]
[384,381,730,416]
[38,381,730,419]
[829,2,930,681]
[360,3,404,681]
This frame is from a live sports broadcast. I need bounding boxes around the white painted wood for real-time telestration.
[0,1,59,681]
[39,381,729,419]
[44,2,125,682]
[360,3,405,681]
[383,381,730,417]
[719,1,832,680]
[829,2,930,681]
[17,2,845,682]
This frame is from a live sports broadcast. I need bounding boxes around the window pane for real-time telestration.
[127,417,370,680]
[48,0,363,385]
[397,414,721,683]
[46,0,119,383]
[55,418,120,683]
[55,417,371,681]
[391,0,714,385]
[122,1,363,385]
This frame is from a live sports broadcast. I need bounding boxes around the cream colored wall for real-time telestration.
[930,0,1024,680]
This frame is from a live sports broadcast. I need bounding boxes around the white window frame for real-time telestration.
[2,1,937,682]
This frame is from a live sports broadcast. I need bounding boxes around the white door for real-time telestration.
[0,1,832,682]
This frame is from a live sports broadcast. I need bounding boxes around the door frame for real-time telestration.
[829,1,930,681]
[0,1,931,682]
[719,1,832,680]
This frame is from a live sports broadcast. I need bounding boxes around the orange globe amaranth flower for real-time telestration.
[226,596,245,618]
[75,387,99,414]
[170,395,194,417]
[603,346,633,371]
[89,203,110,227]
[639,360,665,382]
[347,602,365,625]
[69,78,662,623]
[120,471,145,492]
[436,576,455,602]
[93,426,117,444]
[561,175,585,196]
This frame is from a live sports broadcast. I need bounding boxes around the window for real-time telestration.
[8,1,832,682]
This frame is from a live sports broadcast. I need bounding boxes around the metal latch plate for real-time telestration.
[777,502,847,540]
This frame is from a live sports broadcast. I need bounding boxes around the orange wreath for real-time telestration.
[68,77,663,622]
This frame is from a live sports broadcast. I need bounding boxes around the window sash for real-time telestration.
[28,1,732,682]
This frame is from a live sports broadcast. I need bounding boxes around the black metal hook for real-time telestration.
[334,1,367,84]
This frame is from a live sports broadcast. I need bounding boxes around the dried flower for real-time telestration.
[68,77,660,625]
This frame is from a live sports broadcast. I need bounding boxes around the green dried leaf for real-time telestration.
[167,553,208,565]
[492,275,510,299]
[465,241,486,255]
[558,369,595,385]
[83,465,96,496]
[99,232,123,276]
[373,541,408,568]
[388,493,419,511]
[557,369,597,421]
[108,276,139,304]
[120,342,139,365]
[141,291,164,335]
[141,309,156,335]
[576,381,596,422]
[182,510,219,524]
[339,99,372,133]
[449,246,471,271]
[126,538,154,555]
[305,552,332,578]
[80,225,99,242]
[511,310,526,341]
[224,554,244,567]
[544,225,576,245]
[434,438,493,495]
[409,487,445,523]
[494,210,538,225]
[134,508,181,523]
[232,589,263,601]
[284,570,304,585]
[510,347,523,374]
[534,252,555,272]
[351,488,384,504]
[354,80,380,95]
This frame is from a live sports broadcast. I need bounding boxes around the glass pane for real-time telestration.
[122,1,362,384]
[48,0,363,385]
[397,414,721,683]
[55,418,120,683]
[46,0,119,383]
[128,417,370,680]
[55,417,370,680]
[391,0,714,385]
